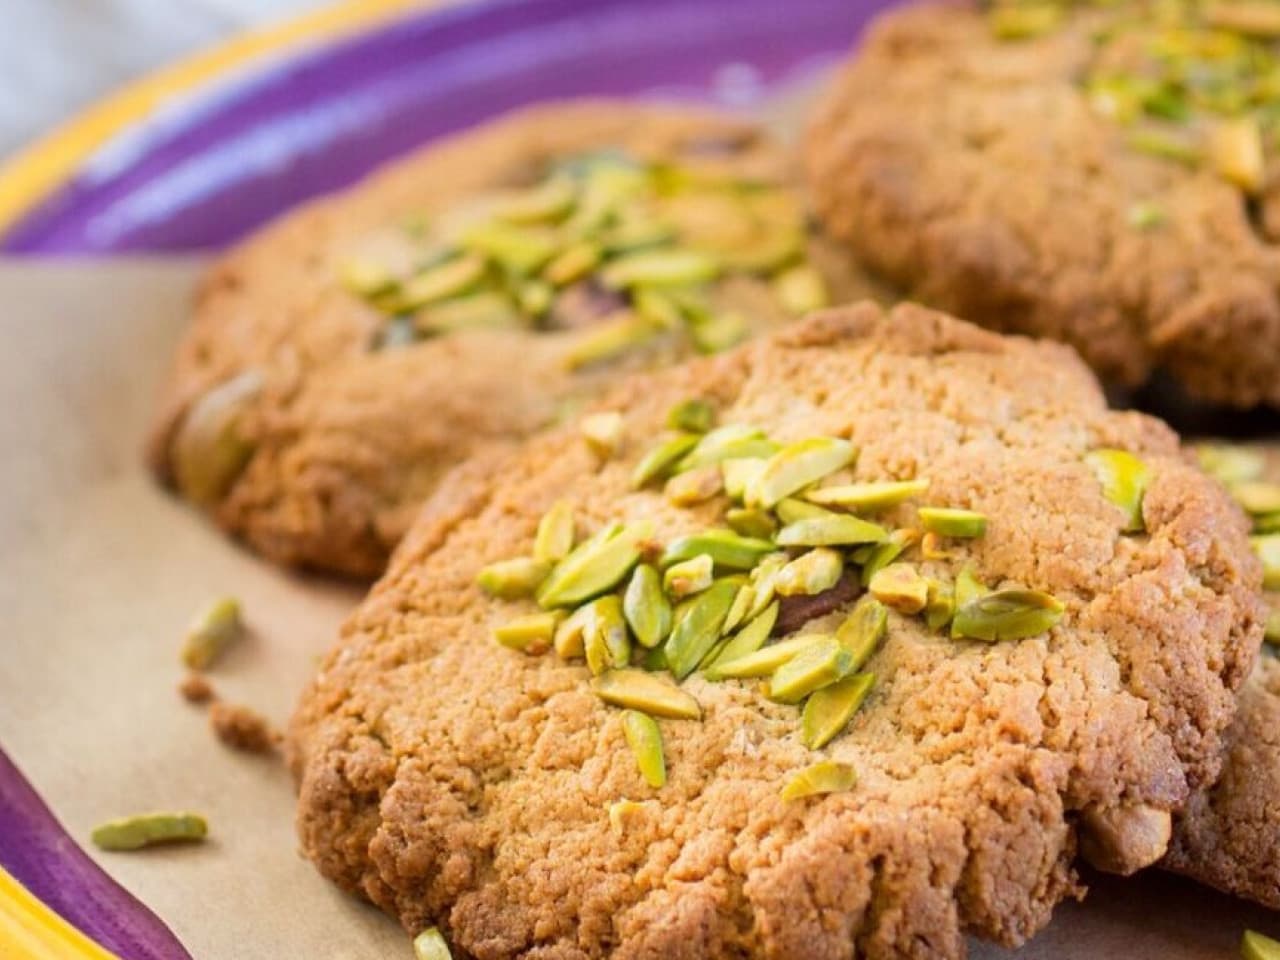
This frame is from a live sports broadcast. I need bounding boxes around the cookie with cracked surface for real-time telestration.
[288,302,1263,958]
[148,100,879,577]
[1164,441,1280,908]
[805,0,1280,408]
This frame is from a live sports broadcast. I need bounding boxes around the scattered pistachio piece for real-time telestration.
[461,222,558,275]
[413,926,453,960]
[631,432,700,488]
[1126,202,1166,230]
[397,254,486,309]
[690,311,749,354]
[667,398,716,434]
[621,710,666,788]
[745,553,789,621]
[1242,929,1280,960]
[172,371,262,506]
[534,500,577,563]
[678,424,778,471]
[416,291,522,334]
[722,458,769,502]
[749,437,857,508]
[665,578,739,679]
[544,241,603,287]
[665,464,724,506]
[775,497,833,524]
[1085,449,1151,533]
[1210,117,1265,193]
[775,548,845,597]
[1233,482,1280,516]
[583,596,632,675]
[772,264,829,315]
[835,596,889,670]
[1196,444,1265,485]
[925,579,956,632]
[1127,129,1201,166]
[805,479,929,512]
[776,513,889,548]
[563,311,662,371]
[802,673,875,749]
[91,812,208,852]
[779,760,857,801]
[607,799,647,835]
[624,564,673,649]
[712,633,832,680]
[952,589,1066,642]
[592,668,701,719]
[725,506,777,540]
[600,249,719,288]
[536,523,648,609]
[1253,534,1280,589]
[920,532,953,561]
[554,603,593,659]
[477,556,551,600]
[581,412,624,458]
[494,611,563,655]
[517,280,553,318]
[663,553,715,599]
[181,596,243,670]
[868,563,930,614]
[918,507,988,539]
[1264,608,1280,645]
[633,287,685,329]
[340,258,395,297]
[767,637,853,704]
[722,582,756,634]
[860,528,920,587]
[707,601,780,677]
[497,176,576,224]
[660,528,776,571]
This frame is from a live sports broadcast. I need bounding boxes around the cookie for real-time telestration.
[1164,442,1280,907]
[288,303,1262,958]
[149,101,879,577]
[805,1,1280,408]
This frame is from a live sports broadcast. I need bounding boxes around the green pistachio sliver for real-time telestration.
[1127,129,1202,166]
[665,578,739,680]
[925,579,956,632]
[461,222,559,275]
[633,287,685,330]
[1253,534,1280,589]
[725,507,777,540]
[665,465,724,506]
[802,672,875,749]
[667,398,716,434]
[536,523,649,609]
[766,637,853,704]
[584,596,632,676]
[1263,608,1280,645]
[723,582,756,635]
[517,280,553,318]
[950,567,989,638]
[717,228,803,273]
[659,528,776,571]
[621,710,667,788]
[689,311,749,354]
[987,3,1061,40]
[600,249,720,289]
[340,258,396,297]
[494,611,564,655]
[1242,929,1280,960]
[181,596,243,670]
[477,556,551,599]
[744,552,788,621]
[868,562,929,614]
[918,507,988,539]
[706,601,780,678]
[805,479,929,512]
[544,241,603,287]
[1126,202,1167,230]
[413,927,453,960]
[663,553,715,599]
[835,595,888,669]
[859,528,918,587]
[498,176,576,224]
[678,425,779,472]
[554,603,592,659]
[951,589,1066,642]
[397,253,487,309]
[772,264,829,315]
[624,564,673,649]
[775,548,845,597]
[1210,117,1265,192]
[776,514,888,548]
[607,798,647,834]
[722,458,768,502]
[581,411,624,459]
[562,311,663,371]
[534,500,577,563]
[172,371,262,506]
[416,292,522,334]
[779,760,857,801]
[632,432,700,488]
[1195,444,1265,485]
[91,812,208,852]
[564,162,647,234]
[775,497,834,524]
[1085,449,1151,533]
[592,668,701,719]
[749,437,858,509]
[1232,481,1280,516]
[712,632,832,680]
[602,216,677,256]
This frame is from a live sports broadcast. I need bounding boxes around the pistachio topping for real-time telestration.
[835,596,889,670]
[631,432,700,488]
[660,528,776,571]
[580,412,624,458]
[665,465,724,506]
[1196,443,1265,485]
[172,371,262,506]
[1242,929,1280,960]
[600,248,720,289]
[706,601,780,677]
[802,673,875,749]
[860,528,920,586]
[495,611,564,655]
[91,812,208,852]
[772,264,830,315]
[663,553,715,599]
[534,500,577,562]
[607,798,647,834]
[725,506,778,540]
[592,669,701,719]
[665,579,739,679]
[583,596,632,675]
[678,424,779,472]
[1264,608,1280,645]
[805,478,930,512]
[952,589,1066,642]
[779,760,857,801]
[624,564,673,649]
[1233,481,1280,516]
[413,927,453,960]
[767,637,854,704]
[536,523,649,609]
[397,253,486,309]
[775,497,833,524]
[775,548,845,597]
[1085,449,1151,533]
[1253,534,1280,589]
[563,312,663,371]
[776,513,889,548]
[917,507,988,539]
[711,633,832,680]
[868,563,930,614]
[181,596,244,671]
[925,579,957,632]
[621,710,667,788]
[749,437,857,508]
[667,398,716,434]
[477,556,552,600]
[722,458,769,501]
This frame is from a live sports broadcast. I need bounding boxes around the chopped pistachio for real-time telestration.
[749,437,857,508]
[624,564,673,649]
[340,258,396,297]
[917,507,988,539]
[562,311,662,370]
[633,287,685,329]
[413,927,453,960]
[988,3,1062,40]
[835,596,889,670]
[172,371,262,506]
[779,760,857,801]
[952,588,1066,642]
[663,553,715,599]
[725,507,778,540]
[461,222,559,275]
[592,668,701,719]
[581,411,624,459]
[868,562,930,614]
[707,601,780,677]
[1126,202,1167,230]
[1232,481,1280,516]
[1127,129,1201,166]
[679,425,779,472]
[920,532,953,561]
[536,523,648,609]
[802,673,875,749]
[1196,444,1265,485]
[495,611,563,655]
[718,228,803,273]
[775,548,845,597]
[91,812,208,851]
[416,292,522,334]
[805,479,929,512]
[665,578,739,679]
[1210,117,1265,192]
[925,579,956,632]
[583,596,632,675]
[621,710,666,788]
[477,556,552,599]
[722,458,768,502]
[689,311,749,354]
[778,511,890,547]
[608,798,647,835]
[1085,449,1151,533]
[775,497,833,524]
[534,500,577,563]
[397,254,487,309]
[554,603,592,659]
[517,280,553,318]
[497,176,575,224]
[665,465,724,506]
[767,637,853,704]
[604,216,677,255]
[1241,929,1280,960]
[600,249,719,288]
[711,632,832,679]
[543,241,603,287]
[667,398,716,434]
[772,264,829,315]
[1253,534,1280,589]
[860,528,920,587]
[1264,608,1280,645]
[660,528,776,571]
[631,432,700,488]
[181,596,243,670]
[723,582,756,634]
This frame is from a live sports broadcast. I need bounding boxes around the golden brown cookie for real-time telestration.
[288,303,1262,958]
[150,101,878,577]
[805,1,1280,408]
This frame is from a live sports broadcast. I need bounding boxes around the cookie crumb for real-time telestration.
[209,701,278,753]
[178,673,215,704]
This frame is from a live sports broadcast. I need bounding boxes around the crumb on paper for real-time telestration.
[209,701,279,754]
[179,672,215,704]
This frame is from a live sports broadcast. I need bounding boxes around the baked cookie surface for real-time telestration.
[805,1,1280,408]
[288,303,1262,958]
[1165,442,1280,908]
[150,101,875,577]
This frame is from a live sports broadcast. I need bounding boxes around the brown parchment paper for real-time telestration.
[0,260,1276,958]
